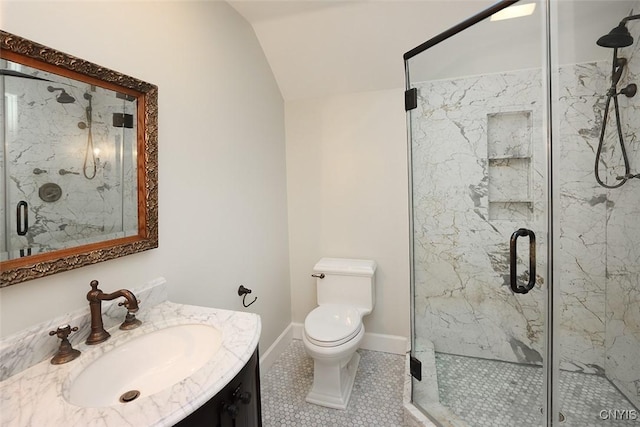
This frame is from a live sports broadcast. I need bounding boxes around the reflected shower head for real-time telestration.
[56,91,76,104]
[47,86,76,104]
[597,23,634,48]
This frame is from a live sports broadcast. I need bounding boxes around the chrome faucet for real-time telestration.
[85,280,141,345]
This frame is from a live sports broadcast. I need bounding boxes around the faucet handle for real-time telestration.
[118,298,141,310]
[118,299,142,331]
[48,325,81,365]
[49,324,78,339]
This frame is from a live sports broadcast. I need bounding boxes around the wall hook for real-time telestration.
[238,285,257,308]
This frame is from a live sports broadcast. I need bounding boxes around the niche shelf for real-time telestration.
[487,111,532,221]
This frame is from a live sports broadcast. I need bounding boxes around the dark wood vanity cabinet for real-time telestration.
[175,349,262,427]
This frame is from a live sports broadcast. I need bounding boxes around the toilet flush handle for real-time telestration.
[311,273,325,279]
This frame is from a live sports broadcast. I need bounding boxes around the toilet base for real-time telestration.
[305,351,361,410]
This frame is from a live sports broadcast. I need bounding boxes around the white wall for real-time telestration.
[0,1,292,353]
[286,89,410,338]
[242,0,496,100]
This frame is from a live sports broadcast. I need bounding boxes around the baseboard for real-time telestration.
[291,322,407,355]
[259,323,293,375]
[260,322,407,377]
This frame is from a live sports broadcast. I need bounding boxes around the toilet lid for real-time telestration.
[304,305,362,347]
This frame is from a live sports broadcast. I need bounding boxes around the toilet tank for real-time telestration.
[313,258,377,313]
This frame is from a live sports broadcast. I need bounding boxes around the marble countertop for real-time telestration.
[0,300,261,427]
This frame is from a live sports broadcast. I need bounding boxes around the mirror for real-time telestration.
[0,30,158,287]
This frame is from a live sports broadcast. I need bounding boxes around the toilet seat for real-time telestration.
[304,305,362,347]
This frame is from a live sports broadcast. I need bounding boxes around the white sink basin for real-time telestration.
[67,324,223,407]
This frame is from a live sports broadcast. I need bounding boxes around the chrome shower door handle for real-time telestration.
[509,228,536,294]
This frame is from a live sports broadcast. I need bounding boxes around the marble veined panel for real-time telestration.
[412,68,547,364]
[602,11,640,406]
[605,156,640,408]
[552,54,640,404]
[554,61,610,373]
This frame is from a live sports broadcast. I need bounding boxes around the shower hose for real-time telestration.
[83,98,97,180]
[594,52,632,189]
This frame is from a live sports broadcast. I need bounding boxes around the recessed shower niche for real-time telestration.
[487,110,533,221]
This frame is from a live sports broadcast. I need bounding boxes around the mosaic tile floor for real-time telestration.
[261,340,405,426]
[435,353,639,427]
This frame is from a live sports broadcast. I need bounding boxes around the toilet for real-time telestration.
[302,257,376,409]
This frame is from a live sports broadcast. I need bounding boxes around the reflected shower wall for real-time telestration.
[1,61,138,260]
[0,71,5,257]
[412,6,640,411]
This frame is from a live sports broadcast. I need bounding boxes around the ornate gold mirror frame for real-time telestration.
[0,30,158,287]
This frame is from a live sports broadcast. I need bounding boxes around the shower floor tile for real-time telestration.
[435,353,639,427]
[261,339,405,426]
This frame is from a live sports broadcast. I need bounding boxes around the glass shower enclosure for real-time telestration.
[1,59,138,262]
[405,1,640,426]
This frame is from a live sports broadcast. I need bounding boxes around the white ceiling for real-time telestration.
[228,0,360,23]
[228,0,636,101]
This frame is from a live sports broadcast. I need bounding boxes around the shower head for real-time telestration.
[597,23,634,48]
[598,14,640,48]
[47,86,76,104]
[56,91,76,104]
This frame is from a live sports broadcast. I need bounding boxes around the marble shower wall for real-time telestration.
[412,57,639,406]
[554,61,611,374]
[2,61,137,260]
[602,16,640,407]
[555,19,640,406]
[411,68,548,366]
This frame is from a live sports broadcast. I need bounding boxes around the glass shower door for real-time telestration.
[405,1,550,425]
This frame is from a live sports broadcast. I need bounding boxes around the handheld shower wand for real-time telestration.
[83,93,97,180]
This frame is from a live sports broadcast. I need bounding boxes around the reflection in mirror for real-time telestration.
[0,30,158,287]
[1,60,138,260]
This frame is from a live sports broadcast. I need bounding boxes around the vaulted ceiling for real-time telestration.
[228,1,635,101]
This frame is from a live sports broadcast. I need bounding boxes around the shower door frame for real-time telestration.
[403,0,558,425]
